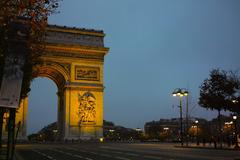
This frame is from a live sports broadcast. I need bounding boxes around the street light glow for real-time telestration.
[232,100,239,104]
[135,128,142,132]
[177,92,181,96]
[225,121,233,125]
[233,115,237,120]
[53,129,58,133]
[172,88,189,97]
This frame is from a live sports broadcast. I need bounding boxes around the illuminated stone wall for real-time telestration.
[2,97,28,140]
[64,61,105,140]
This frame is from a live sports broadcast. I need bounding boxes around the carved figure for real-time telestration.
[78,92,96,124]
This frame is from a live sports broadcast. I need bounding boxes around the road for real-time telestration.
[15,142,240,160]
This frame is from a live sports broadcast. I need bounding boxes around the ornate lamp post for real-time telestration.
[172,88,188,146]
[233,115,239,149]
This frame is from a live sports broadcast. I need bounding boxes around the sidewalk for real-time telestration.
[175,142,240,150]
[0,145,21,160]
[0,146,7,160]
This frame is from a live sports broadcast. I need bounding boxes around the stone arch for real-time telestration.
[32,62,70,89]
[31,62,70,140]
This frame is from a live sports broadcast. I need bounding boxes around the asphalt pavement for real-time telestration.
[14,142,240,160]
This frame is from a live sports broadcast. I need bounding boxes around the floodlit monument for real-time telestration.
[2,25,109,140]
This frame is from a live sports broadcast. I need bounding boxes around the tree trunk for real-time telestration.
[218,109,222,148]
[0,108,4,150]
[7,108,16,160]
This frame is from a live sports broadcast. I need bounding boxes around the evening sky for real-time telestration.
[28,0,240,134]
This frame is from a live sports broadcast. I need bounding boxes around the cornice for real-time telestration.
[46,25,105,37]
[45,43,109,56]
[64,82,104,92]
[66,82,103,87]
[64,86,104,92]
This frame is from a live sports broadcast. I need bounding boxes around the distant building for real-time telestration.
[144,118,180,141]
[103,120,143,141]
[144,117,210,141]
[144,115,238,144]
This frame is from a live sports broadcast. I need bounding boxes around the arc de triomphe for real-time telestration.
[3,24,109,140]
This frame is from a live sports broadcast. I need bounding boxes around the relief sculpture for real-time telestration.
[75,66,100,81]
[77,92,96,124]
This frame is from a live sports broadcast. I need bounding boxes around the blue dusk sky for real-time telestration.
[28,0,240,134]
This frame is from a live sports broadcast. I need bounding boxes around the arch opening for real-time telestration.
[27,77,58,138]
[27,64,67,141]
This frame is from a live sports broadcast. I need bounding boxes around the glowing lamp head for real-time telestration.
[233,115,237,120]
[183,91,189,96]
[99,138,104,142]
[177,92,181,96]
[172,88,189,97]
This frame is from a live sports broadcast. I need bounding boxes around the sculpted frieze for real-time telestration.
[75,66,100,81]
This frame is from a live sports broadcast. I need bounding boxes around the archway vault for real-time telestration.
[2,24,109,141]
[32,62,69,90]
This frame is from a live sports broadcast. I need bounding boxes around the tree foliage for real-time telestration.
[199,69,240,112]
[199,69,240,147]
[0,0,60,99]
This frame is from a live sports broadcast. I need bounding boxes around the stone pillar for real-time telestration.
[15,97,28,140]
[57,91,64,141]
[63,85,104,140]
[63,86,70,140]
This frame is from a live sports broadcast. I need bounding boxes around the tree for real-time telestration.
[199,69,239,147]
[0,0,60,150]
[0,0,60,99]
[199,69,239,111]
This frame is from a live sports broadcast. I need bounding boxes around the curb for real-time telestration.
[174,145,239,151]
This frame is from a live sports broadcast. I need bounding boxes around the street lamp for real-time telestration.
[195,120,199,146]
[172,88,188,146]
[232,100,239,104]
[233,115,239,149]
